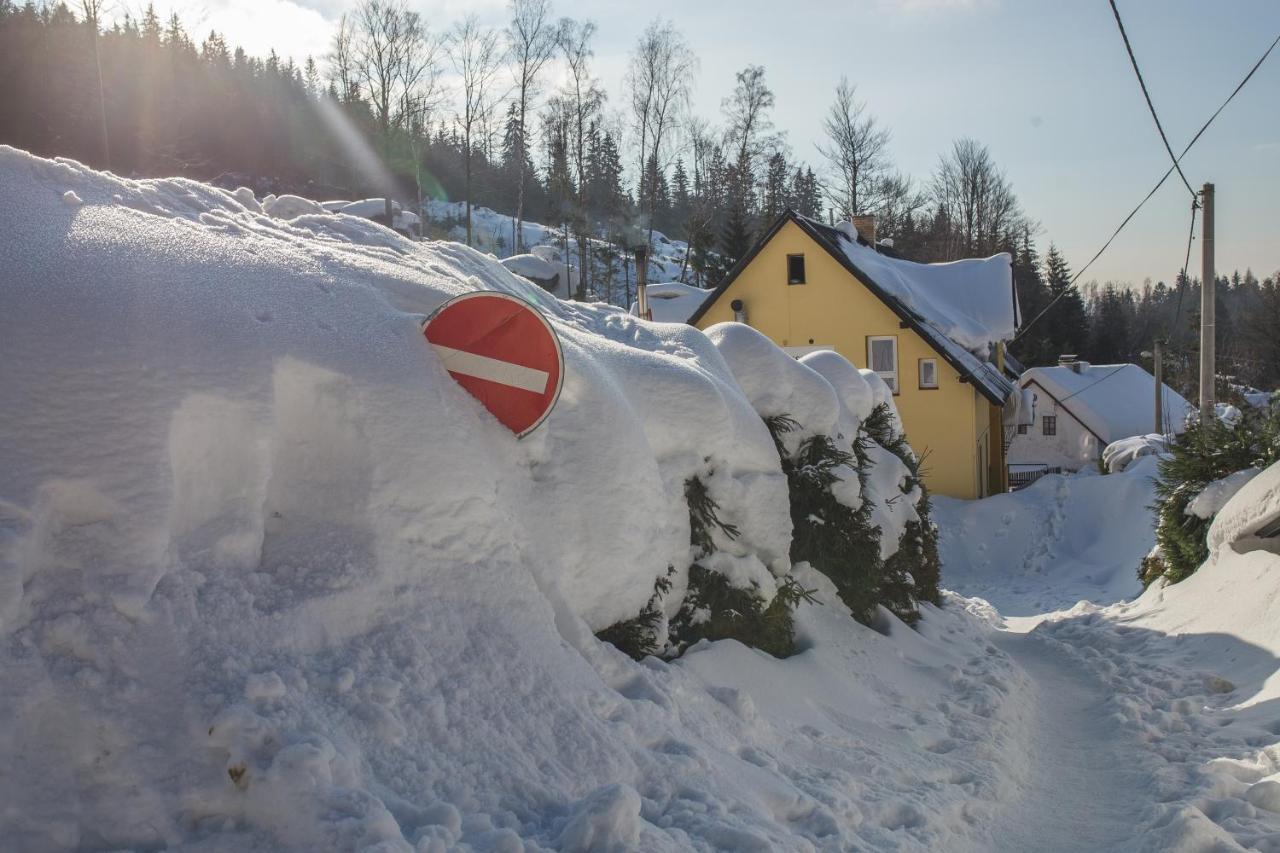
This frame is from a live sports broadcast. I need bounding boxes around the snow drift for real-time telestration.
[0,148,1030,851]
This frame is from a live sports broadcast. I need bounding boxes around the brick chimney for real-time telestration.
[851,214,877,245]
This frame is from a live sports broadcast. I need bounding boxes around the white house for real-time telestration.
[1009,359,1192,472]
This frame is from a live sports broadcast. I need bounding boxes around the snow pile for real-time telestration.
[1102,432,1169,473]
[628,281,712,324]
[705,323,920,567]
[1030,514,1280,850]
[1021,363,1194,445]
[935,458,1159,616]
[834,223,1016,353]
[0,148,1029,851]
[1186,467,1259,521]
[1207,460,1280,551]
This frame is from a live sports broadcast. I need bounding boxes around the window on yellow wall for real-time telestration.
[787,254,806,284]
[867,336,898,394]
[919,357,939,389]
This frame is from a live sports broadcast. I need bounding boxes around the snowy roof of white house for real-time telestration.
[1020,362,1193,444]
[689,210,1017,405]
[630,281,713,323]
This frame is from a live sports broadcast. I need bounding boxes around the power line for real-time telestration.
[1011,28,1280,345]
[1167,198,1199,344]
[1109,0,1196,197]
[1056,364,1129,404]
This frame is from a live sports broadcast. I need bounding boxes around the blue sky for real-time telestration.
[135,0,1278,287]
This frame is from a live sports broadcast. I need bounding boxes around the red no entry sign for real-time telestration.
[423,291,564,438]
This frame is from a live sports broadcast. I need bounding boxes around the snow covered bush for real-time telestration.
[1142,401,1280,585]
[703,324,935,628]
[599,475,805,660]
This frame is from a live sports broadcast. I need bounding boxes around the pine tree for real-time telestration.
[1009,226,1054,365]
[761,151,789,223]
[1042,244,1087,357]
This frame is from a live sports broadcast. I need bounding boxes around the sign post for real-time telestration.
[423,292,564,438]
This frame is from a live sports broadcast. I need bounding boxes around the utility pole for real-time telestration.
[1199,182,1215,419]
[1153,339,1164,437]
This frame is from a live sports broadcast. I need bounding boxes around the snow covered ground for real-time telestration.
[935,460,1157,617]
[939,459,1280,851]
[4,148,1278,852]
[0,148,1039,852]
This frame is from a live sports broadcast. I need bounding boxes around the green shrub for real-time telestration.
[595,570,673,660]
[1144,402,1280,586]
[863,403,942,615]
[765,414,890,625]
[601,473,804,660]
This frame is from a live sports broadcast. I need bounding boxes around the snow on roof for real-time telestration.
[1020,362,1193,444]
[500,253,559,281]
[765,213,1017,405]
[339,198,401,217]
[262,194,327,219]
[629,281,712,323]
[829,223,1017,353]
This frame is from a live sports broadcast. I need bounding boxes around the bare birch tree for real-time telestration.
[559,17,603,298]
[506,0,559,251]
[448,15,504,247]
[626,19,695,252]
[340,0,437,222]
[930,138,1023,259]
[816,77,890,220]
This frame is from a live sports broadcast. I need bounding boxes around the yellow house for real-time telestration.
[688,210,1018,500]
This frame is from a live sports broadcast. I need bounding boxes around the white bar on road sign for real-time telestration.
[430,344,550,394]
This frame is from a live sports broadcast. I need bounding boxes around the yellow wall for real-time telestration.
[696,220,989,499]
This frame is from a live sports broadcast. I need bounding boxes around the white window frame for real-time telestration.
[918,357,939,390]
[867,335,899,395]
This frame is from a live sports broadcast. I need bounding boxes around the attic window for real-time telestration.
[919,358,939,390]
[1042,416,1057,436]
[787,254,806,285]
[868,335,898,394]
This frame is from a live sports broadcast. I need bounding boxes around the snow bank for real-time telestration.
[1031,523,1280,850]
[1186,467,1259,521]
[1207,460,1280,551]
[0,148,1032,851]
[936,458,1160,616]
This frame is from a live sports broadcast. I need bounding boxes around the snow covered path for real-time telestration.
[971,628,1152,853]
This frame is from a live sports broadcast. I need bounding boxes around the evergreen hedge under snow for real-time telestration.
[1141,399,1279,586]
[598,323,943,660]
